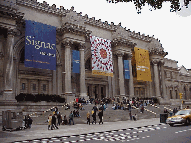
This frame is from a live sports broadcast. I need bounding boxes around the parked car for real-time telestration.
[166,109,191,127]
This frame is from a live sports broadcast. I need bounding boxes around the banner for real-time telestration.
[134,47,152,81]
[72,50,80,73]
[124,60,130,79]
[90,35,113,77]
[25,20,56,70]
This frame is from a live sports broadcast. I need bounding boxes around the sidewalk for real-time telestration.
[0,118,160,143]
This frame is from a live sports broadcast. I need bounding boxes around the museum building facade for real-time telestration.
[0,0,191,105]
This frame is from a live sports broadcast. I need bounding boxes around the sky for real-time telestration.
[37,0,191,69]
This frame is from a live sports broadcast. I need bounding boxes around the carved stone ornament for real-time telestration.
[151,59,159,65]
[60,22,91,39]
[7,29,17,36]
[79,43,85,50]
[149,48,168,57]
[127,53,133,60]
[62,39,73,47]
[115,51,124,57]
[111,37,136,49]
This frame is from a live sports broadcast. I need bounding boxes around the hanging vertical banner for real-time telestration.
[72,50,80,73]
[25,20,56,70]
[134,47,152,81]
[90,35,113,77]
[124,60,130,79]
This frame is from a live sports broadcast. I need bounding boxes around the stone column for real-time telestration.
[116,52,125,96]
[79,43,87,98]
[52,70,56,94]
[160,60,168,100]
[57,63,62,95]
[3,29,15,101]
[152,59,161,97]
[128,53,134,99]
[63,40,72,94]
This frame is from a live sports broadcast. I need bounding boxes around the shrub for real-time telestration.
[15,93,65,103]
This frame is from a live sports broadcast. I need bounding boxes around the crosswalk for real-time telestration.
[13,123,167,143]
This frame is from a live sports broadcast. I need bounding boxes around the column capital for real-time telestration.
[7,29,16,36]
[115,51,124,57]
[160,59,165,65]
[79,43,85,50]
[151,59,159,65]
[62,39,73,47]
[127,53,133,60]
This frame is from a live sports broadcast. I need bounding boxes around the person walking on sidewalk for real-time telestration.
[57,112,62,126]
[129,111,132,120]
[87,111,90,125]
[48,114,52,130]
[98,110,103,124]
[52,114,59,129]
[92,112,96,124]
[69,111,74,125]
[28,116,33,129]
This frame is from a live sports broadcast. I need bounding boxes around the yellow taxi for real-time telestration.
[166,109,191,127]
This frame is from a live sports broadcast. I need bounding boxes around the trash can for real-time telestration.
[160,113,168,123]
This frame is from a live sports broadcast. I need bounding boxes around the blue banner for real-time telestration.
[72,50,80,73]
[25,20,56,70]
[124,60,130,79]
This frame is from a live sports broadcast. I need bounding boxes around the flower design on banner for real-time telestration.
[90,35,113,77]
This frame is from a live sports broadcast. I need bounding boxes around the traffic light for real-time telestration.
[179,93,183,99]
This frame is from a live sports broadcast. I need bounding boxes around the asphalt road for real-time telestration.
[11,124,191,143]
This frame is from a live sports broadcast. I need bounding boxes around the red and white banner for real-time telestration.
[90,35,113,77]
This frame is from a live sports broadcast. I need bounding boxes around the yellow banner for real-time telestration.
[92,70,113,77]
[134,47,152,81]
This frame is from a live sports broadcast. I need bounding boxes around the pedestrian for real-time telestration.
[57,112,62,126]
[48,114,52,130]
[28,116,33,129]
[87,111,90,125]
[173,108,176,115]
[98,110,103,124]
[52,114,59,129]
[92,112,96,124]
[129,111,132,120]
[132,114,137,121]
[93,103,98,114]
[62,115,68,125]
[69,111,74,125]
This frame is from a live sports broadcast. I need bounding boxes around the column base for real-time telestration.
[80,93,89,101]
[3,91,17,103]
[64,93,75,104]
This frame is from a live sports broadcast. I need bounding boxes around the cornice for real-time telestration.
[0,4,24,21]
[16,0,67,16]
[83,16,117,31]
[129,31,152,42]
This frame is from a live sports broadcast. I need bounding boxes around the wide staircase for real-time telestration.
[32,103,171,125]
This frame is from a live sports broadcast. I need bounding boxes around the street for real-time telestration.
[8,123,191,143]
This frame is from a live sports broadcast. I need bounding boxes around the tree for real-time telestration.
[106,0,190,14]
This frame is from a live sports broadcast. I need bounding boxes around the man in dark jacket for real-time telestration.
[98,110,103,124]
[52,114,58,129]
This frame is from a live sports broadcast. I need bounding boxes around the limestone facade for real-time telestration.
[0,0,191,104]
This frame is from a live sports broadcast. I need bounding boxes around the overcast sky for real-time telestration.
[37,0,191,69]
